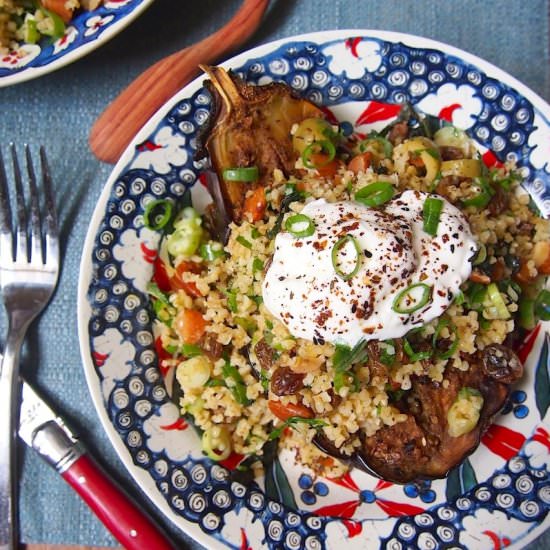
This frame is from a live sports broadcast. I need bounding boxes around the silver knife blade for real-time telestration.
[19,379,84,472]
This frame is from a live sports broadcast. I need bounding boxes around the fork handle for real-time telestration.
[0,327,26,550]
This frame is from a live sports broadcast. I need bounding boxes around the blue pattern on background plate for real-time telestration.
[84,35,550,549]
[0,0,150,82]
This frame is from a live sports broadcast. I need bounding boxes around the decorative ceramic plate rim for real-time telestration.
[0,0,154,87]
[78,29,550,549]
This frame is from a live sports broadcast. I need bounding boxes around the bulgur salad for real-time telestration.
[0,0,102,52]
[148,68,550,483]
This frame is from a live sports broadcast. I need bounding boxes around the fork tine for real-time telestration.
[39,146,59,267]
[0,148,13,263]
[10,144,28,263]
[25,144,43,265]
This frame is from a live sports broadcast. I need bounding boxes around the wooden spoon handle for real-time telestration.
[89,0,269,164]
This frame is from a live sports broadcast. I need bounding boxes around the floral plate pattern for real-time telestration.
[0,0,153,87]
[78,31,550,549]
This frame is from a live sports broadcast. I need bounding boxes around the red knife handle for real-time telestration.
[61,453,175,550]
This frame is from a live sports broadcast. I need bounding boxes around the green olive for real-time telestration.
[292,117,335,155]
[434,126,470,153]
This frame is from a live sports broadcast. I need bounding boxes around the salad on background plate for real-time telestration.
[0,0,153,86]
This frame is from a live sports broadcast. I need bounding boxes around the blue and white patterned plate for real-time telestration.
[0,0,153,87]
[78,30,550,549]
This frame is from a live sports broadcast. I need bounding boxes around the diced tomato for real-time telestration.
[469,269,491,284]
[514,258,537,285]
[319,456,335,469]
[152,256,171,292]
[387,379,401,391]
[243,187,267,222]
[407,150,427,169]
[169,261,202,297]
[268,400,314,421]
[174,309,207,344]
[308,153,341,178]
[491,258,506,282]
[347,152,372,174]
[40,0,73,23]
[532,241,550,274]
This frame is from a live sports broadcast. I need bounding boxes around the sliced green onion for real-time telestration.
[422,197,444,236]
[403,330,433,362]
[180,343,203,357]
[466,283,487,311]
[519,298,536,329]
[236,235,253,249]
[285,213,315,238]
[252,257,264,273]
[234,316,257,335]
[453,290,465,306]
[485,283,510,320]
[260,369,269,392]
[146,281,170,305]
[379,340,396,366]
[268,416,327,441]
[420,147,441,160]
[302,140,336,169]
[386,386,406,402]
[144,199,173,230]
[473,243,487,265]
[267,191,304,239]
[535,289,550,321]
[428,171,443,193]
[332,340,368,392]
[334,370,360,393]
[432,318,459,359]
[333,339,369,372]
[222,362,250,405]
[355,181,395,207]
[39,8,65,39]
[225,289,238,313]
[462,177,495,208]
[479,316,491,330]
[249,294,263,306]
[223,166,259,182]
[331,234,362,280]
[23,17,39,44]
[285,182,298,195]
[199,241,225,261]
[205,379,226,387]
[392,283,433,314]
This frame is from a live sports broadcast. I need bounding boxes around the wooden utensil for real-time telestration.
[89,0,269,164]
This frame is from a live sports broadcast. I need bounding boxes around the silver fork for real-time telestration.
[0,145,59,550]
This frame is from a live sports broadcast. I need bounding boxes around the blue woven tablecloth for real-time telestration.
[0,0,549,547]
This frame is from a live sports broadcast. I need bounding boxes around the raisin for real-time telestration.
[270,367,305,396]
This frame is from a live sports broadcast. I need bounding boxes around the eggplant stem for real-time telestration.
[199,65,242,115]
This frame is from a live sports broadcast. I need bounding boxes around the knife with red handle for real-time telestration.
[18,379,175,550]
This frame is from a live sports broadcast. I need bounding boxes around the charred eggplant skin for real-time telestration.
[196,66,324,222]
[314,345,524,484]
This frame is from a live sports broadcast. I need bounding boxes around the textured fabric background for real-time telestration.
[0,0,548,547]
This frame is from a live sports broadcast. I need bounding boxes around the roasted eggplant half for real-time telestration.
[315,344,523,483]
[197,65,324,222]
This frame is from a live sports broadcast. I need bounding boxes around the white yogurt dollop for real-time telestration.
[262,190,477,347]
